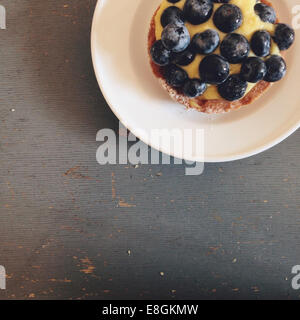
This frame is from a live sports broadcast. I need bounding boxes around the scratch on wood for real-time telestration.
[111,173,135,207]
[48,278,72,283]
[206,245,222,256]
[64,166,100,181]
[80,257,95,275]
[118,198,136,208]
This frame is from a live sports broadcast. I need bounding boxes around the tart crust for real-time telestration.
[148,0,276,114]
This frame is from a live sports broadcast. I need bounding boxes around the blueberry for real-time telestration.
[254,3,276,24]
[273,23,295,51]
[250,30,271,57]
[150,40,171,66]
[213,4,242,33]
[161,22,190,53]
[172,47,195,66]
[183,79,207,98]
[183,0,213,25]
[191,29,220,54]
[213,0,230,2]
[240,57,267,83]
[264,55,286,82]
[161,6,185,27]
[218,74,248,101]
[220,33,250,64]
[199,54,230,85]
[164,64,188,87]
[167,0,181,3]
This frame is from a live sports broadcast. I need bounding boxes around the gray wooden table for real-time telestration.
[0,0,300,300]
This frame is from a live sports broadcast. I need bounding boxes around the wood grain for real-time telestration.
[0,0,300,300]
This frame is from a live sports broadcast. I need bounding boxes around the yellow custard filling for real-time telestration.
[154,0,280,100]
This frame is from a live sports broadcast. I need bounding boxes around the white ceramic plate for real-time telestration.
[91,0,299,162]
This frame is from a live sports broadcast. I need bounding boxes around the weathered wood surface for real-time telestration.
[0,0,300,299]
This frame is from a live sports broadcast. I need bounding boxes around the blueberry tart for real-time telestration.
[148,0,295,113]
